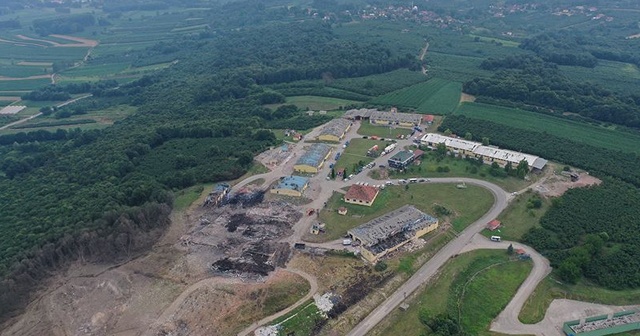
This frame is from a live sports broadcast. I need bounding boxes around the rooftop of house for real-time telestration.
[389,150,415,162]
[345,184,379,203]
[274,176,309,191]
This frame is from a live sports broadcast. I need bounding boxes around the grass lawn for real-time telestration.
[333,138,392,175]
[173,184,208,211]
[387,151,534,193]
[356,122,412,138]
[370,78,458,112]
[271,300,325,336]
[416,81,462,115]
[373,250,532,336]
[262,278,311,316]
[455,102,640,154]
[265,95,362,111]
[481,190,550,241]
[519,275,640,324]
[307,183,493,242]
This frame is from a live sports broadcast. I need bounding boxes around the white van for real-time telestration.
[490,236,502,242]
[409,178,418,183]
[399,179,407,184]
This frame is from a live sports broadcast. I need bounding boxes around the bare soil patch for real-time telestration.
[0,75,50,81]
[535,171,601,197]
[460,93,476,103]
[17,61,53,67]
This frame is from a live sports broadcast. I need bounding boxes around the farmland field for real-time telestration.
[332,138,387,176]
[370,78,462,114]
[560,60,640,95]
[328,69,428,96]
[0,78,51,91]
[427,52,493,82]
[454,102,640,154]
[280,96,361,111]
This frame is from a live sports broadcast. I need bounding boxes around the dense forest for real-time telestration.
[465,55,640,128]
[0,3,419,322]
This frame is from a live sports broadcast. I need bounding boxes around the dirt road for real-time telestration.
[419,42,429,75]
[0,94,92,131]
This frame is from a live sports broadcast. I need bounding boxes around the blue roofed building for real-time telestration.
[270,176,310,197]
[294,143,333,174]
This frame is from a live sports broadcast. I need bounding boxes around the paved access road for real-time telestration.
[346,178,510,336]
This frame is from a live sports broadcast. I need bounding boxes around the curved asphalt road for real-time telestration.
[346,178,510,336]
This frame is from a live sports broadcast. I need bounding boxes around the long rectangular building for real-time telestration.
[293,143,332,174]
[317,118,352,142]
[420,133,547,170]
[348,205,438,263]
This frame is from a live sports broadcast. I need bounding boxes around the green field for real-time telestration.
[374,250,532,336]
[520,275,640,324]
[270,300,324,336]
[481,190,550,242]
[309,183,494,242]
[356,122,412,138]
[454,102,640,154]
[560,60,640,95]
[333,138,390,175]
[0,78,51,91]
[370,78,462,114]
[427,52,493,82]
[387,150,533,193]
[328,69,428,96]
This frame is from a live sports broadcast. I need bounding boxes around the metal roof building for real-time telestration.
[294,143,332,173]
[317,118,351,142]
[271,176,309,197]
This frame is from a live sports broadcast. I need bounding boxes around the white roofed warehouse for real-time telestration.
[317,118,352,142]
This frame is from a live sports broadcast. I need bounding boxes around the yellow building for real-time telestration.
[293,143,332,174]
[270,176,309,197]
[317,119,352,142]
[369,111,422,129]
[348,205,439,263]
[344,184,380,207]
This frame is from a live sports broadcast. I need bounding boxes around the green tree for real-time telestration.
[558,260,581,284]
[507,244,514,255]
[482,136,490,145]
[464,132,473,140]
[330,168,336,179]
[516,159,529,179]
[444,128,453,136]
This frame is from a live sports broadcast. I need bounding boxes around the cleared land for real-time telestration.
[455,102,640,154]
[520,275,640,324]
[371,78,462,115]
[309,183,494,242]
[372,250,532,336]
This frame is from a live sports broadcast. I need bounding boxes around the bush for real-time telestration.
[374,261,388,272]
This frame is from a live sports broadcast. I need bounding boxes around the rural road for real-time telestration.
[346,178,510,336]
[237,268,318,336]
[0,94,92,131]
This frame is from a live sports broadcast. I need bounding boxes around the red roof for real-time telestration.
[515,248,526,255]
[413,149,424,158]
[423,115,435,122]
[345,184,379,203]
[487,219,501,230]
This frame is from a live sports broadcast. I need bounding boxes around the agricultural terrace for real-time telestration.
[370,78,462,115]
[372,250,532,336]
[386,150,534,193]
[306,183,494,243]
[455,102,640,154]
[332,138,391,176]
[1,105,136,134]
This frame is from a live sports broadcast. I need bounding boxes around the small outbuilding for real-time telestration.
[487,219,502,231]
[338,207,348,215]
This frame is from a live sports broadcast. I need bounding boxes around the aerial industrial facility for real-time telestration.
[421,133,548,170]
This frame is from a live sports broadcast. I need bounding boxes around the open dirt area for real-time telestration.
[459,93,476,103]
[15,34,98,48]
[535,170,601,197]
[1,187,307,336]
